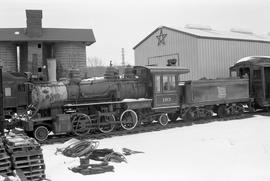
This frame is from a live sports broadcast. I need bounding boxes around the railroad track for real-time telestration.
[41,112,258,145]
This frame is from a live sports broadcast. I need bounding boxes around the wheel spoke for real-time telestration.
[159,114,169,126]
[120,110,138,130]
[99,115,116,133]
[71,113,91,136]
[34,126,49,142]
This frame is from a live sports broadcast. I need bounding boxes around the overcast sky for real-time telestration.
[1,0,270,66]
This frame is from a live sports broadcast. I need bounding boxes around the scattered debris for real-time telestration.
[88,149,114,161]
[122,148,144,155]
[61,140,99,158]
[104,152,127,163]
[70,163,114,175]
[58,138,144,175]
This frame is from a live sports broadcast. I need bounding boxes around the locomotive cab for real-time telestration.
[134,66,190,110]
[230,56,270,108]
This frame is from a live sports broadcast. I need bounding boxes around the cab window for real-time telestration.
[5,88,11,97]
[163,75,175,91]
[155,75,161,92]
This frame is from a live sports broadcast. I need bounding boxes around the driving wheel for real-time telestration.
[120,109,138,130]
[98,114,116,133]
[71,113,92,136]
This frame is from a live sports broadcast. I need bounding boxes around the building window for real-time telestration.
[163,75,176,91]
[38,44,42,48]
[5,88,11,97]
[155,75,161,92]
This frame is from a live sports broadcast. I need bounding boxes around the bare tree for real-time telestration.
[87,57,104,67]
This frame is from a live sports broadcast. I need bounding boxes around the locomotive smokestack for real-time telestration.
[47,58,57,82]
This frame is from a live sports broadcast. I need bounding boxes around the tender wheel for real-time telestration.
[71,113,92,136]
[168,113,178,122]
[217,105,227,118]
[159,114,169,126]
[33,126,49,142]
[182,111,192,121]
[98,115,116,133]
[120,109,138,130]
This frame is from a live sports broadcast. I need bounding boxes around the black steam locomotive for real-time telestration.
[1,56,270,141]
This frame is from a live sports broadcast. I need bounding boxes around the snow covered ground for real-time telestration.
[43,114,270,181]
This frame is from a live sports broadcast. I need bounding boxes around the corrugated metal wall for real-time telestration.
[134,28,270,81]
[198,39,270,79]
[134,28,198,81]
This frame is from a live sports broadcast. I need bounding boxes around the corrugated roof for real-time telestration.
[0,28,95,45]
[133,26,270,49]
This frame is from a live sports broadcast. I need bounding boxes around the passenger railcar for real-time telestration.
[230,56,270,109]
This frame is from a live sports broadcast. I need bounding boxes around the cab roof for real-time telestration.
[231,56,270,68]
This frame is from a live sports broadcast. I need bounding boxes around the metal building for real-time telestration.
[133,25,270,80]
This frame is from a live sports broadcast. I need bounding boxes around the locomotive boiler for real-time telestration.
[30,66,147,111]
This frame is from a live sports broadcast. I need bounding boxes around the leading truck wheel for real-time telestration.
[120,109,138,131]
[33,126,49,142]
[159,114,169,126]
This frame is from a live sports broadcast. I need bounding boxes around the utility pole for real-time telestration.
[121,48,125,66]
[0,66,4,136]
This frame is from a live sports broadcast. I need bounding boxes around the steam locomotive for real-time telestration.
[2,56,270,141]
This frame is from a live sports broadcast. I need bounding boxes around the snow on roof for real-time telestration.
[236,56,270,64]
[133,25,270,49]
[0,28,96,45]
[82,77,104,82]
[170,26,270,42]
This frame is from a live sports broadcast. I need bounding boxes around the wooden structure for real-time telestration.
[4,134,45,181]
[0,10,95,79]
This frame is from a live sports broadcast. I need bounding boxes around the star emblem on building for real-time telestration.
[156,29,167,46]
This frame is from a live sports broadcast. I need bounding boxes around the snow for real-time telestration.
[42,114,270,181]
[236,56,270,63]
[82,77,104,82]
[122,98,151,102]
[172,26,270,43]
